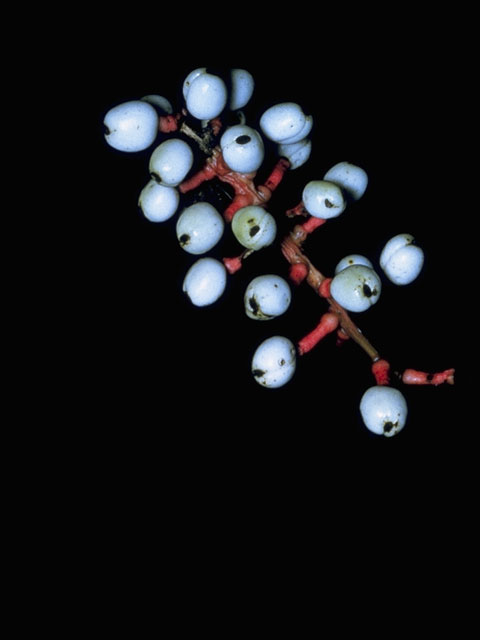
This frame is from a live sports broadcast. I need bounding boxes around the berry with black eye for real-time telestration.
[302,180,346,219]
[220,125,265,173]
[231,206,277,251]
[251,336,296,388]
[330,265,381,312]
[244,275,291,320]
[176,202,224,255]
[360,386,408,437]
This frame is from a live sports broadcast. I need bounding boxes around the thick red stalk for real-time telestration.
[372,359,391,385]
[179,149,290,222]
[300,216,326,235]
[298,312,339,355]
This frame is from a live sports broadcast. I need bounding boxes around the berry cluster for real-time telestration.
[103,67,454,438]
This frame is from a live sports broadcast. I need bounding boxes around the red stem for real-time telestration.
[402,368,455,386]
[300,216,326,235]
[372,359,391,385]
[179,150,290,222]
[298,312,339,355]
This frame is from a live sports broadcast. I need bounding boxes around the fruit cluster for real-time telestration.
[103,67,454,437]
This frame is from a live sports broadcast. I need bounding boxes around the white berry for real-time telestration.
[330,265,381,312]
[323,161,368,201]
[244,275,291,321]
[251,336,296,388]
[279,115,313,145]
[149,138,193,187]
[230,69,255,110]
[278,138,312,170]
[103,100,159,152]
[138,180,179,222]
[182,257,227,307]
[176,202,224,255]
[220,125,264,173]
[259,102,309,143]
[334,254,373,274]
[182,68,207,100]
[360,386,408,437]
[380,234,424,285]
[302,180,346,219]
[185,72,227,120]
[140,95,173,114]
[231,206,277,251]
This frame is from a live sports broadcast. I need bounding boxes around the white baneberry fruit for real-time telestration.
[277,138,312,170]
[230,68,255,110]
[220,125,264,173]
[323,161,368,201]
[140,95,173,114]
[138,180,179,222]
[334,254,374,274]
[176,202,224,255]
[252,336,296,388]
[182,257,227,307]
[244,275,291,321]
[360,386,408,437]
[231,206,277,251]
[302,180,346,219]
[330,265,381,312]
[185,72,227,120]
[182,67,207,100]
[149,138,193,187]
[279,115,313,145]
[380,234,424,285]
[259,102,310,143]
[103,100,159,152]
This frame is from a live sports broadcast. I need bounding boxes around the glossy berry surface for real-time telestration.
[244,275,291,320]
[302,180,346,219]
[182,257,227,307]
[231,206,277,251]
[138,180,179,222]
[103,100,159,152]
[330,265,381,312]
[176,202,224,255]
[149,139,194,187]
[251,336,296,388]
[323,161,368,201]
[380,234,424,285]
[220,125,265,173]
[360,386,408,437]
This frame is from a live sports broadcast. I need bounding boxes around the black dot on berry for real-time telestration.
[236,135,251,145]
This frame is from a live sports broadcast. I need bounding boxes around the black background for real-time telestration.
[86,16,466,489]
[21,11,474,616]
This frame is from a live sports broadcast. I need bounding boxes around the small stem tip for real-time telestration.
[372,359,391,385]
[402,368,455,386]
[289,262,309,285]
